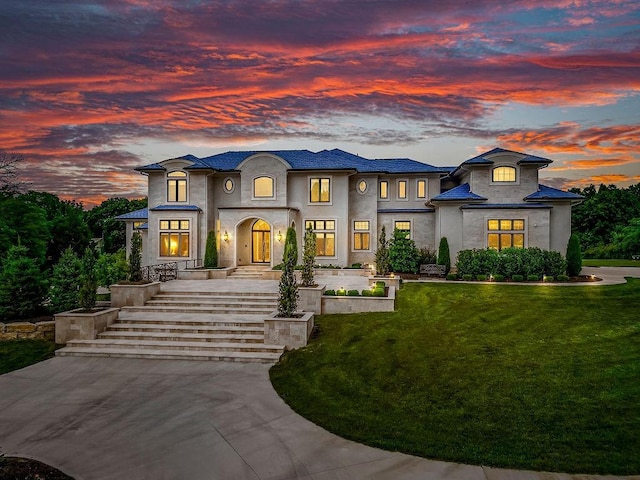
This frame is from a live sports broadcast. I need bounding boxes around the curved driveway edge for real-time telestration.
[0,357,636,480]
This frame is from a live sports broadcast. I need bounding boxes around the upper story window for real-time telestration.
[379,180,388,199]
[310,177,331,203]
[397,180,407,200]
[223,178,234,193]
[417,179,427,199]
[492,166,516,182]
[357,180,368,194]
[254,176,274,198]
[167,171,187,202]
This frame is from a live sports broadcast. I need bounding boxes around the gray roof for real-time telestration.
[149,205,202,211]
[524,185,584,201]
[431,183,487,201]
[115,208,148,220]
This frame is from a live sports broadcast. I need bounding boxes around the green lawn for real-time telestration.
[0,339,58,375]
[582,258,640,267]
[270,279,640,475]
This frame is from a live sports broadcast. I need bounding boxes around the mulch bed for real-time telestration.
[0,457,73,479]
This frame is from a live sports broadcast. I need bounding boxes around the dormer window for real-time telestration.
[167,171,187,202]
[253,176,274,198]
[492,166,516,182]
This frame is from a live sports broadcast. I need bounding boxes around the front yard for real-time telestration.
[270,279,640,475]
[0,339,58,375]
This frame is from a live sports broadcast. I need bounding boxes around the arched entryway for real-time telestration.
[252,219,271,263]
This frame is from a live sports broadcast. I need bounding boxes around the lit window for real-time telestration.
[394,220,411,238]
[357,180,367,194]
[133,221,145,230]
[353,220,370,250]
[159,219,189,257]
[379,180,388,199]
[492,166,516,182]
[167,171,187,202]
[254,176,274,198]
[310,177,331,203]
[224,178,234,193]
[417,180,427,199]
[487,219,525,250]
[398,180,407,199]
[305,220,335,256]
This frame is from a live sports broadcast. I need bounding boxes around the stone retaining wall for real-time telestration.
[0,321,56,341]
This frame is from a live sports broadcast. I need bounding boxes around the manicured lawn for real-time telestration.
[582,258,640,267]
[0,339,58,375]
[270,279,640,475]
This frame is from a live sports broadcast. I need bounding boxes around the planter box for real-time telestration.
[55,307,120,344]
[177,268,234,280]
[264,311,315,349]
[314,268,370,276]
[110,282,161,307]
[322,286,396,314]
[298,285,325,314]
[262,270,283,280]
[370,276,401,290]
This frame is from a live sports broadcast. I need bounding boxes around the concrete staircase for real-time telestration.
[56,289,284,363]
[228,265,270,279]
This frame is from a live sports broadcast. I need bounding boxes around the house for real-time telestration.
[116,147,582,269]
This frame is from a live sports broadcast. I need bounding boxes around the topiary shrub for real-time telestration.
[512,274,524,282]
[437,237,451,274]
[566,233,582,276]
[493,274,505,282]
[462,274,473,281]
[301,226,317,287]
[446,273,457,281]
[527,274,539,282]
[557,274,569,282]
[277,226,299,317]
[375,281,386,288]
[336,289,347,296]
[324,289,336,296]
[128,231,143,282]
[374,226,391,276]
[284,226,298,266]
[373,288,385,297]
[389,228,420,273]
[362,289,373,296]
[543,275,555,282]
[347,289,360,296]
[204,230,218,268]
[476,274,487,281]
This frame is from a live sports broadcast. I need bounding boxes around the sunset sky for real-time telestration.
[1,0,638,207]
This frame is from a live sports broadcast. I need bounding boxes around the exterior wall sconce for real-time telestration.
[223,230,229,243]
[276,230,282,242]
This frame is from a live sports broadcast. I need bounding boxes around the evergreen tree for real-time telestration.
[374,226,391,276]
[204,230,218,268]
[128,231,143,282]
[278,226,298,317]
[0,245,47,320]
[437,236,451,274]
[284,225,298,265]
[566,233,582,276]
[389,228,419,274]
[50,247,82,313]
[301,226,316,287]
[78,245,98,311]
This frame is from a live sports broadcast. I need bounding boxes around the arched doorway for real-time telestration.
[252,219,271,263]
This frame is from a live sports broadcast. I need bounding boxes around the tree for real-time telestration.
[78,245,98,312]
[301,226,316,287]
[95,249,129,288]
[128,231,143,282]
[277,226,298,317]
[85,197,148,253]
[437,236,451,274]
[50,247,82,313]
[566,234,582,276]
[284,225,298,266]
[389,228,420,274]
[204,230,218,268]
[374,226,391,276]
[0,245,47,320]
[0,195,49,262]
[0,151,28,194]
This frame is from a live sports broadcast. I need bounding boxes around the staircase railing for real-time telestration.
[142,262,178,282]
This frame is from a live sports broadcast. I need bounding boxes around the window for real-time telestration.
[397,180,407,200]
[379,180,388,199]
[223,178,234,193]
[133,221,145,230]
[159,219,190,257]
[310,177,331,203]
[492,166,516,182]
[357,180,367,194]
[394,220,411,238]
[353,221,370,250]
[487,219,524,250]
[305,220,335,256]
[254,176,274,198]
[417,179,427,199]
[167,171,187,202]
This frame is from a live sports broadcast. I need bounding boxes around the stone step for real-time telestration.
[56,347,281,363]
[65,338,284,354]
[228,274,265,279]
[120,305,274,314]
[109,323,263,335]
[115,314,265,328]
[157,291,278,298]
[99,331,265,343]
[146,297,276,307]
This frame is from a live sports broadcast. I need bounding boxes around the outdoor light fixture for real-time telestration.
[276,230,282,242]
[223,230,229,243]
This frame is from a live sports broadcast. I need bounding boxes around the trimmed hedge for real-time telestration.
[347,289,360,296]
[456,247,567,279]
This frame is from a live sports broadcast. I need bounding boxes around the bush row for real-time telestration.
[455,247,567,278]
[324,281,387,297]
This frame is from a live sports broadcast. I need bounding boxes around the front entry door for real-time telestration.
[252,220,271,263]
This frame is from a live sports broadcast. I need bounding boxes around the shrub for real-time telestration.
[284,226,298,265]
[446,273,457,281]
[50,246,82,313]
[128,231,143,282]
[462,274,473,281]
[496,248,524,278]
[557,275,569,282]
[418,247,437,265]
[272,263,283,270]
[374,226,391,276]
[476,274,487,281]
[347,289,360,296]
[437,237,451,274]
[96,249,128,288]
[324,289,336,296]
[301,226,316,287]
[389,228,420,273]
[543,275,555,282]
[277,226,299,317]
[522,247,545,278]
[527,274,539,282]
[566,234,582,276]
[375,281,386,288]
[349,263,362,269]
[78,245,98,312]
[493,274,505,282]
[512,274,524,282]
[455,248,499,277]
[361,289,373,296]
[336,289,347,296]
[373,288,385,297]
[204,230,218,268]
[0,245,47,321]
[543,250,566,277]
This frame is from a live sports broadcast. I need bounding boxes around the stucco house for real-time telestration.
[117,147,582,269]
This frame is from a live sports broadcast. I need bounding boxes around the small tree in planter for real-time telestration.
[437,236,451,274]
[128,230,143,282]
[375,226,391,276]
[50,246,82,313]
[278,226,299,317]
[204,230,218,268]
[301,226,316,287]
[78,245,98,312]
[566,233,582,276]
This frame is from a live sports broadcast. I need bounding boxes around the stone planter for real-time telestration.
[262,269,283,280]
[55,307,120,344]
[298,284,325,314]
[178,267,234,280]
[110,281,161,307]
[322,286,396,314]
[370,275,401,290]
[264,311,315,349]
